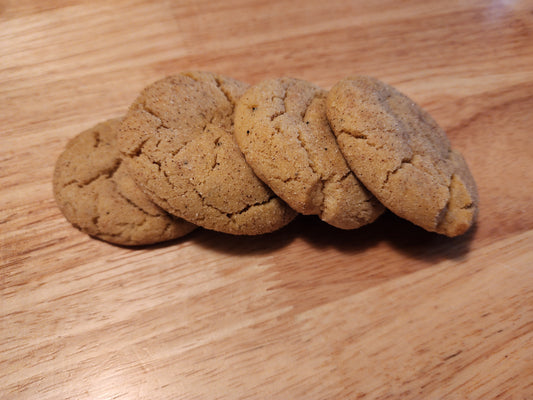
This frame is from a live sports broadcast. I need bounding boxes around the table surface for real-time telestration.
[1,0,533,398]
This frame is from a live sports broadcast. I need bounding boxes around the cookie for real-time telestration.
[326,76,478,236]
[118,72,297,235]
[233,77,384,229]
[53,119,196,246]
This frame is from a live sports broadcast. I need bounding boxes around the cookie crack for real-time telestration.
[114,183,161,218]
[200,114,219,137]
[319,169,353,215]
[165,121,215,163]
[139,184,178,219]
[337,128,367,140]
[336,126,399,151]
[189,179,277,220]
[268,86,327,208]
[183,71,236,110]
[269,95,286,122]
[63,158,122,189]
[125,100,166,158]
[162,220,175,236]
[141,100,171,131]
[91,190,101,233]
[107,158,122,180]
[301,89,318,121]
[188,185,227,217]
[92,215,100,230]
[229,195,278,219]
[281,175,297,184]
[293,91,323,179]
[324,168,352,186]
[435,173,474,231]
[129,136,149,157]
[102,217,153,242]
[62,178,79,188]
[461,202,474,210]
[436,178,454,231]
[203,75,236,126]
[93,131,101,148]
[382,156,412,186]
[213,76,236,109]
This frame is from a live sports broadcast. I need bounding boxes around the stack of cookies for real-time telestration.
[53,72,478,246]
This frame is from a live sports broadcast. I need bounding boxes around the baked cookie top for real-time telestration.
[233,77,384,229]
[53,119,196,246]
[326,76,478,236]
[118,72,297,235]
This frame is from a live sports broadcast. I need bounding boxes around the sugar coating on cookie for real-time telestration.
[326,76,478,236]
[233,77,384,229]
[118,72,297,235]
[53,119,196,246]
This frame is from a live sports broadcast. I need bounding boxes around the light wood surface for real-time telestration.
[1,0,533,398]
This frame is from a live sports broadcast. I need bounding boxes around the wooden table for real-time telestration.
[2,1,532,398]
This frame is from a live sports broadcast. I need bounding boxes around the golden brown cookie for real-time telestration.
[326,76,478,236]
[233,77,384,229]
[118,72,297,235]
[53,119,196,246]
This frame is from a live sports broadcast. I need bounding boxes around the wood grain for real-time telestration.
[1,0,532,398]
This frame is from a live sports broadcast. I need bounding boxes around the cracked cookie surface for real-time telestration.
[53,119,196,246]
[326,76,478,236]
[118,72,297,235]
[234,77,384,229]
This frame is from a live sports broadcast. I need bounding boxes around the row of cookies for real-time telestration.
[53,72,478,246]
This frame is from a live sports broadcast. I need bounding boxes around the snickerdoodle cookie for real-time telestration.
[53,119,196,246]
[233,78,384,229]
[118,72,297,235]
[326,76,478,236]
